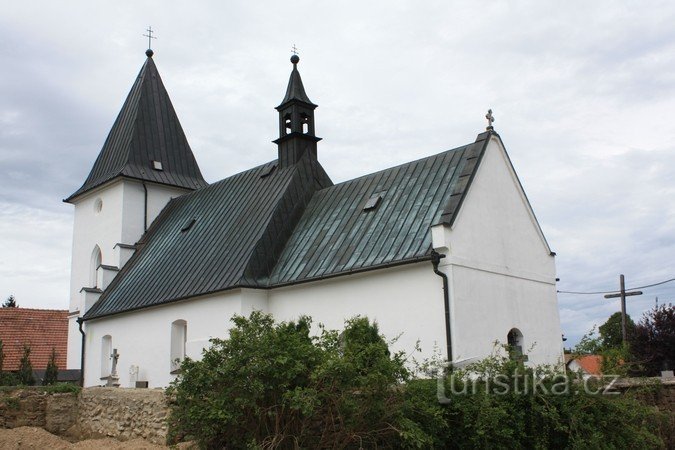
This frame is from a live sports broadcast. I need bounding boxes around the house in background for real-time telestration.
[566,354,603,379]
[0,308,77,382]
[65,50,564,387]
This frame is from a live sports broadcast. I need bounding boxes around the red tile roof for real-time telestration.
[0,308,68,371]
[569,355,603,376]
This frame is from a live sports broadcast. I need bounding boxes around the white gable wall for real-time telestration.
[432,135,563,366]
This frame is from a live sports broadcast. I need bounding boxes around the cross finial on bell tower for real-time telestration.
[485,109,495,131]
[291,44,299,56]
[143,26,157,58]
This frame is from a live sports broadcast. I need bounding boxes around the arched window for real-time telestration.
[90,245,102,288]
[283,113,292,135]
[301,113,310,134]
[507,328,524,360]
[170,320,187,372]
[101,335,112,377]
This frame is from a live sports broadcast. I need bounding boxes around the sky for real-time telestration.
[1,1,674,347]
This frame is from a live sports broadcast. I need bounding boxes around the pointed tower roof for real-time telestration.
[277,55,316,108]
[65,51,207,202]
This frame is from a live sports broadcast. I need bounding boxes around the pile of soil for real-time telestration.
[0,427,179,449]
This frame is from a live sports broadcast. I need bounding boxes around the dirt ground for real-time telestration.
[0,427,194,449]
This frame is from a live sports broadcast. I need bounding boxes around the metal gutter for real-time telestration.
[76,317,85,386]
[431,250,452,362]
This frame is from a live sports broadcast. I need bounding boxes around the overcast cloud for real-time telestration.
[1,1,674,346]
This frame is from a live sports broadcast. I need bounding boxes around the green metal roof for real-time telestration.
[83,132,491,320]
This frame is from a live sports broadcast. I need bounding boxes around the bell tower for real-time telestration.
[273,55,321,168]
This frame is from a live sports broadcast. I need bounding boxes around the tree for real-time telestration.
[599,312,635,350]
[2,295,17,308]
[17,344,34,385]
[572,326,602,355]
[630,304,675,376]
[43,348,59,385]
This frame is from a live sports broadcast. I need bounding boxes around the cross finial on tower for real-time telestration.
[291,44,299,56]
[143,26,157,57]
[485,109,495,131]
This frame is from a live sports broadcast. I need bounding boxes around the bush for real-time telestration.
[168,312,416,448]
[0,371,19,387]
[17,345,34,386]
[43,348,59,386]
[428,351,666,449]
[168,313,667,449]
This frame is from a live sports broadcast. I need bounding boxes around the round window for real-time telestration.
[94,198,103,213]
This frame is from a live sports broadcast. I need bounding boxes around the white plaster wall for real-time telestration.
[68,179,190,369]
[432,136,563,367]
[269,263,447,364]
[449,265,563,365]
[82,288,269,388]
[69,181,125,314]
[120,181,188,246]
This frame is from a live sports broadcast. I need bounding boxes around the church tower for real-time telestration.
[273,55,322,168]
[64,49,206,369]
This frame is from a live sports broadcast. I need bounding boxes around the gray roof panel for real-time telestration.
[66,56,207,202]
[84,133,492,320]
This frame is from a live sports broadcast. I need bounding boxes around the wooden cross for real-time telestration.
[486,109,495,130]
[604,274,643,343]
[291,44,299,56]
[143,26,157,50]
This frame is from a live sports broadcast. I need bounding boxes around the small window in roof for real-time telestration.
[260,164,277,178]
[152,160,163,171]
[181,218,196,232]
[363,193,384,211]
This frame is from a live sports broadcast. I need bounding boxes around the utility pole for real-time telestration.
[604,274,643,343]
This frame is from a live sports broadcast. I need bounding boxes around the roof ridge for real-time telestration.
[321,142,473,190]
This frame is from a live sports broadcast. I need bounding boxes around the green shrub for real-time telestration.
[167,314,667,449]
[167,312,420,448]
[43,348,59,385]
[0,371,18,387]
[42,382,81,394]
[17,345,34,386]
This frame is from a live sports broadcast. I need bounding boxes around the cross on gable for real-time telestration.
[486,109,495,130]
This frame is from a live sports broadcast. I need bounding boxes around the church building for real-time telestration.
[65,49,563,388]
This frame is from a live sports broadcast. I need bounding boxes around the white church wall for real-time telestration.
[432,136,563,367]
[83,289,245,388]
[120,180,189,246]
[268,263,447,364]
[68,180,191,370]
[67,182,125,369]
[449,264,563,365]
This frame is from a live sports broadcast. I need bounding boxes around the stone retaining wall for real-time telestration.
[73,388,168,444]
[0,390,78,434]
[0,387,169,445]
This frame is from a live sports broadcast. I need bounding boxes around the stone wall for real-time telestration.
[0,389,78,434]
[73,387,168,444]
[0,387,169,445]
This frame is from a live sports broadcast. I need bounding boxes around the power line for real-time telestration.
[557,276,675,295]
